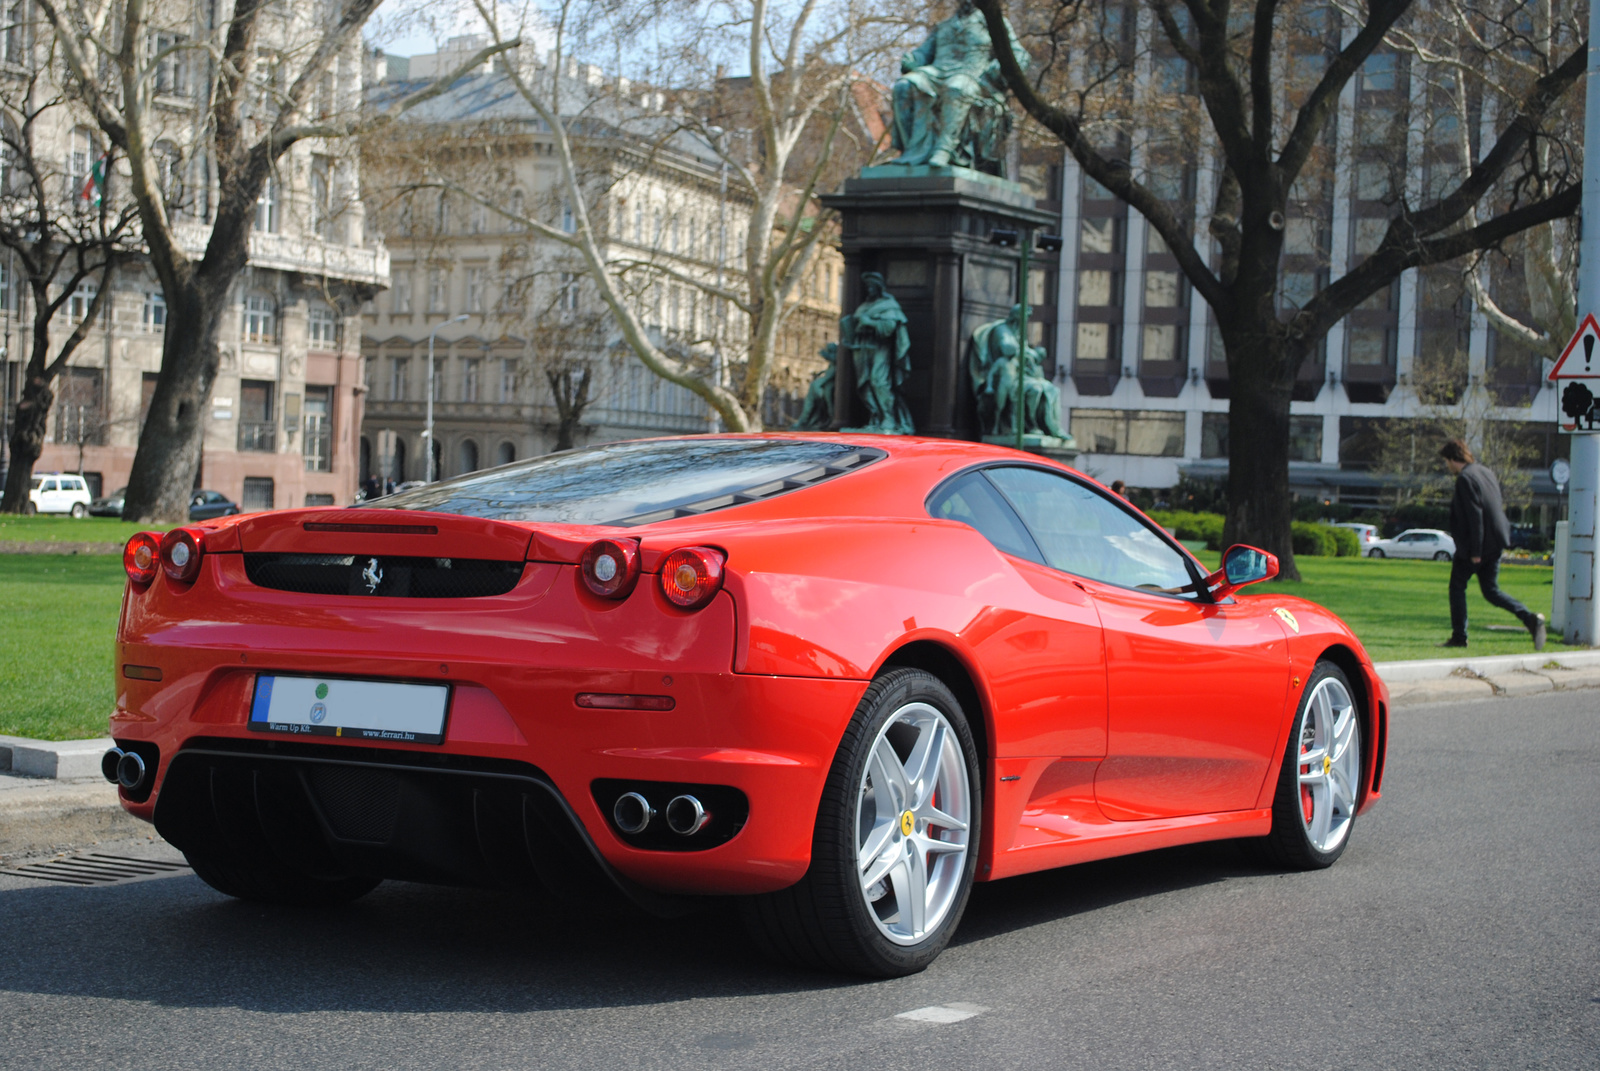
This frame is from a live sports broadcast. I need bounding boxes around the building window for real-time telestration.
[461,357,480,402]
[465,267,484,313]
[469,203,486,234]
[149,30,187,96]
[310,154,335,241]
[305,493,335,506]
[457,438,479,475]
[558,272,579,311]
[1347,326,1392,367]
[241,476,275,512]
[243,293,275,342]
[1288,416,1323,462]
[427,269,447,313]
[1201,412,1229,458]
[3,0,26,65]
[53,367,103,445]
[1141,324,1181,364]
[392,271,412,314]
[254,174,279,233]
[496,441,515,465]
[500,358,516,401]
[303,385,332,472]
[238,379,275,451]
[308,303,339,348]
[389,357,408,401]
[68,126,95,202]
[67,281,98,324]
[1076,323,1115,362]
[1078,270,1118,306]
[561,201,575,233]
[143,290,166,330]
[1069,409,1186,457]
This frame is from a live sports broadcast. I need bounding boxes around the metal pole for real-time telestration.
[425,314,468,483]
[1017,230,1030,451]
[1567,7,1600,646]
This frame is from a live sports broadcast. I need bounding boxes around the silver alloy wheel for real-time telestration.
[1295,675,1360,854]
[854,701,972,946]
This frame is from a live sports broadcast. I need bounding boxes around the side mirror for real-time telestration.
[1205,544,1279,600]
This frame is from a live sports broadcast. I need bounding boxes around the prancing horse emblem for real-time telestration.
[362,557,383,593]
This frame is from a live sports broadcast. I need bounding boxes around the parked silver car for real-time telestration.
[1367,528,1456,561]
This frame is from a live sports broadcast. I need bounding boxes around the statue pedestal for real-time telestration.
[821,165,1061,441]
[981,434,1079,465]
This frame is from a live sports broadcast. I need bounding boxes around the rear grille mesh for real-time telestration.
[244,553,523,598]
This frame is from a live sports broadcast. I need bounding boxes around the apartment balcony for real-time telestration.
[173,222,390,288]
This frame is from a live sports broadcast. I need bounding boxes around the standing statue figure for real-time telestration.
[840,273,914,435]
[891,0,1030,174]
[791,342,837,431]
[968,304,1069,441]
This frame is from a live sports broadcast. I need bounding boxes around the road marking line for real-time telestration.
[895,1003,988,1024]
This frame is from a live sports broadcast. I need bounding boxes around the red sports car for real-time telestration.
[107,434,1386,977]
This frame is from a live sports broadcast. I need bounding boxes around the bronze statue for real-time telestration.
[969,304,1068,441]
[792,342,837,431]
[890,0,1029,175]
[840,273,914,435]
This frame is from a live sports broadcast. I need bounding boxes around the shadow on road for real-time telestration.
[0,837,1275,1013]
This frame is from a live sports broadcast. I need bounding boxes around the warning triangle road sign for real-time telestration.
[1548,313,1600,380]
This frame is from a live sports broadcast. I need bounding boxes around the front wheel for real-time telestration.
[741,667,980,977]
[1263,662,1362,869]
[1368,548,1384,558]
[1434,550,1451,561]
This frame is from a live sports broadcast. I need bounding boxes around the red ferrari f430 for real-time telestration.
[107,435,1386,976]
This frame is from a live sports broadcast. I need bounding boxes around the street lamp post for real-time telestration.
[988,227,1064,450]
[424,314,469,483]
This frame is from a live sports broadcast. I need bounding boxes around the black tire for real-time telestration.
[184,842,381,906]
[1368,548,1384,558]
[70,503,87,518]
[1263,661,1361,870]
[741,667,981,977]
[23,501,36,515]
[1434,551,1451,561]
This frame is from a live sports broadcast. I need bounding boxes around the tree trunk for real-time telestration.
[121,282,229,523]
[1222,326,1300,581]
[0,372,54,513]
[547,365,591,452]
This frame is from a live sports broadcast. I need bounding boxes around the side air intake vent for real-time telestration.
[244,554,523,598]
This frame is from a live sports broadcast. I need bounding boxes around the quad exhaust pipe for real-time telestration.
[610,791,711,836]
[101,747,147,791]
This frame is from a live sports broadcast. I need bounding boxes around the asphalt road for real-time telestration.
[2,691,1596,1071]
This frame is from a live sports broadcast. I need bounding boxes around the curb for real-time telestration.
[0,541,123,555]
[1373,648,1600,681]
[0,735,113,780]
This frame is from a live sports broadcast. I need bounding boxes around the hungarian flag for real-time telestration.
[79,154,106,206]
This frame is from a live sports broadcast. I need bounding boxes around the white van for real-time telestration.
[28,473,93,517]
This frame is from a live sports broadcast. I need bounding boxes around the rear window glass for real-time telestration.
[369,438,882,526]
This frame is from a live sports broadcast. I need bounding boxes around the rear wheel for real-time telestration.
[741,668,980,977]
[1368,548,1384,558]
[23,501,36,515]
[1264,662,1362,869]
[70,502,87,518]
[1433,550,1451,561]
[184,842,381,906]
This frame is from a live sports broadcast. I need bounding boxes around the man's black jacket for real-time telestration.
[1449,462,1513,559]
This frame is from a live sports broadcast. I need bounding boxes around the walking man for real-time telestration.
[1439,438,1546,650]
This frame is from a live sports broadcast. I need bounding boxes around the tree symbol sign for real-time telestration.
[1563,381,1597,429]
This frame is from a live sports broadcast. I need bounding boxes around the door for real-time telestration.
[981,466,1291,820]
[39,478,63,512]
[928,470,1107,758]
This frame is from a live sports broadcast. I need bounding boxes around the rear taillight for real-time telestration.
[159,527,206,584]
[123,532,160,585]
[580,538,640,599]
[658,546,725,609]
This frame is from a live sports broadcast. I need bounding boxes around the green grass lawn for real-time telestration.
[0,514,163,546]
[0,554,122,740]
[0,550,1560,741]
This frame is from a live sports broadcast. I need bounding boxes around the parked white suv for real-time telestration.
[28,473,92,517]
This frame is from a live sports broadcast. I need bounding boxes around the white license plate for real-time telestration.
[248,675,450,744]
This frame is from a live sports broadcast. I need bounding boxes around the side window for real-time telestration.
[984,466,1197,593]
[42,479,57,492]
[927,471,1043,564]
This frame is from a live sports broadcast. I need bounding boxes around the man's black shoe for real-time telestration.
[1530,614,1547,652]
[1437,637,1468,648]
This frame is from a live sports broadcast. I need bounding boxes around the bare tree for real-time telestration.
[412,0,897,432]
[31,0,515,521]
[0,53,139,513]
[979,0,1584,578]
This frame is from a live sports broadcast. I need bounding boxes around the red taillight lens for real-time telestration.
[158,527,205,584]
[580,538,640,599]
[658,546,725,609]
[123,531,161,585]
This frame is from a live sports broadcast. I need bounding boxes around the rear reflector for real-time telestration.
[122,665,163,681]
[123,532,161,585]
[575,693,676,711]
[303,522,439,535]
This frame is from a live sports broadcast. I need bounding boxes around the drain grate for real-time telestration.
[0,853,190,886]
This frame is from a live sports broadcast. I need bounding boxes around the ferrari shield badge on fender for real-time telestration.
[1274,607,1300,633]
